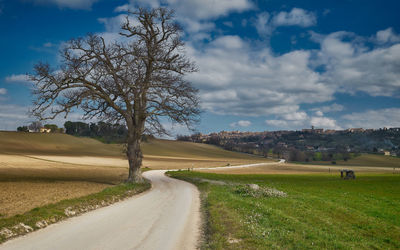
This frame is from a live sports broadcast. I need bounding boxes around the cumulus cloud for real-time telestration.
[254,8,316,37]
[314,31,400,97]
[230,120,251,127]
[26,0,98,9]
[272,8,316,27]
[187,35,334,117]
[310,116,341,129]
[375,28,400,44]
[342,108,400,129]
[0,88,6,95]
[254,12,273,37]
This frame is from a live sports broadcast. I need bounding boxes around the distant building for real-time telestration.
[347,128,365,133]
[302,126,324,134]
[39,128,51,133]
[384,151,390,156]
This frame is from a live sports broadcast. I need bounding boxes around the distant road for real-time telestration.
[1,170,200,250]
[195,159,286,170]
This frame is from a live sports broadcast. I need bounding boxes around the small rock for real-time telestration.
[64,207,76,216]
[12,223,33,233]
[247,184,260,190]
[35,220,48,229]
[0,228,15,238]
[227,237,242,244]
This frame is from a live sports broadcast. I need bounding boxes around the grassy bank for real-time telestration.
[0,181,150,244]
[169,171,400,249]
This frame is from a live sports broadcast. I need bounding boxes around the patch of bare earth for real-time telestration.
[0,181,109,218]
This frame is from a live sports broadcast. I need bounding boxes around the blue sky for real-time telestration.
[0,0,399,135]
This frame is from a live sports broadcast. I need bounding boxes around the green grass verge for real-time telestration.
[0,181,150,244]
[168,171,400,249]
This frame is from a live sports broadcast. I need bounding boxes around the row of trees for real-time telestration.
[64,121,128,143]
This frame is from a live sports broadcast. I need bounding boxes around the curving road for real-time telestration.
[0,170,200,250]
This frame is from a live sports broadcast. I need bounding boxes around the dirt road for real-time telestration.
[0,170,200,250]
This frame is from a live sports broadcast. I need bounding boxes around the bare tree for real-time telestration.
[28,121,43,132]
[30,8,200,182]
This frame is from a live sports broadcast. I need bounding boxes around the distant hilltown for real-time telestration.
[178,127,400,162]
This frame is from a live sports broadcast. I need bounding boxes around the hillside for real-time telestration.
[0,131,263,161]
[0,131,123,157]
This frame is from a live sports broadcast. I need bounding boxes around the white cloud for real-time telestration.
[272,8,316,27]
[26,0,98,9]
[5,74,32,83]
[315,31,400,97]
[310,116,342,129]
[230,120,251,127]
[375,28,400,44]
[314,110,324,117]
[254,8,316,37]
[254,12,273,37]
[265,119,288,128]
[187,35,334,117]
[265,111,342,130]
[281,112,308,121]
[342,108,400,129]
[0,88,6,95]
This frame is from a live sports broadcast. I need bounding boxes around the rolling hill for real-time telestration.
[0,131,264,161]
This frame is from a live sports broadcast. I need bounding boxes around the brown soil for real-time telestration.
[0,181,109,218]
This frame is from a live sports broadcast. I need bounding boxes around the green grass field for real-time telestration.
[169,171,400,249]
[310,153,400,168]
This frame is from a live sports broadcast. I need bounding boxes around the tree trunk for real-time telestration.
[126,130,145,183]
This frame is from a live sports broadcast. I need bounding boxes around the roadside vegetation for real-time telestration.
[169,171,400,249]
[0,181,150,243]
